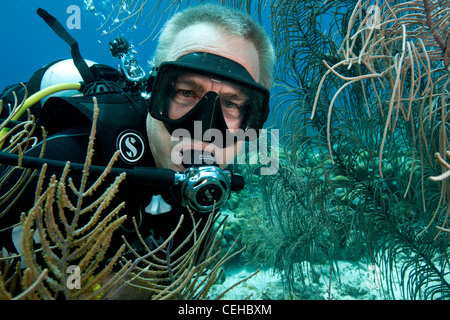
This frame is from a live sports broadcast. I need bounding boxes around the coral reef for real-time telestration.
[229,0,450,300]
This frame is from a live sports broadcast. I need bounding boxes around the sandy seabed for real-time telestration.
[209,260,404,300]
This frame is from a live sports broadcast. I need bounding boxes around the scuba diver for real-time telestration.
[0,4,275,266]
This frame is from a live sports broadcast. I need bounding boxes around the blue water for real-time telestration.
[0,0,160,91]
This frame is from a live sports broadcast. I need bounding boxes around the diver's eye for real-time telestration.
[222,100,242,120]
[224,100,240,110]
[173,89,201,107]
[178,90,196,98]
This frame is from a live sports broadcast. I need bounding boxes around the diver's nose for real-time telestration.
[197,91,226,134]
[211,79,225,92]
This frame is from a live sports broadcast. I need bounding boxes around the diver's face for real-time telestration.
[147,23,260,172]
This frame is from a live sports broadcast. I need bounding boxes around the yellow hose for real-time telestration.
[0,82,82,149]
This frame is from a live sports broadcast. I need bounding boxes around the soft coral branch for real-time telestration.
[423,0,448,65]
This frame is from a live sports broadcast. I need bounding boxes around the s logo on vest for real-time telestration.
[117,130,146,164]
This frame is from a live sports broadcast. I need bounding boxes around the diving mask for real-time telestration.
[147,52,270,140]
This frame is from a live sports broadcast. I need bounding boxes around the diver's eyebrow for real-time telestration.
[221,92,247,102]
[175,78,206,92]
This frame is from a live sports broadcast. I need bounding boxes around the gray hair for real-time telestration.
[151,4,275,89]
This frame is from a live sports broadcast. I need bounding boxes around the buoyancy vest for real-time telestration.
[36,91,155,169]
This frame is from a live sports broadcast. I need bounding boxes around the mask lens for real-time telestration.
[149,63,269,132]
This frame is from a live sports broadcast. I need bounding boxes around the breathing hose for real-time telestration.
[0,82,82,149]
